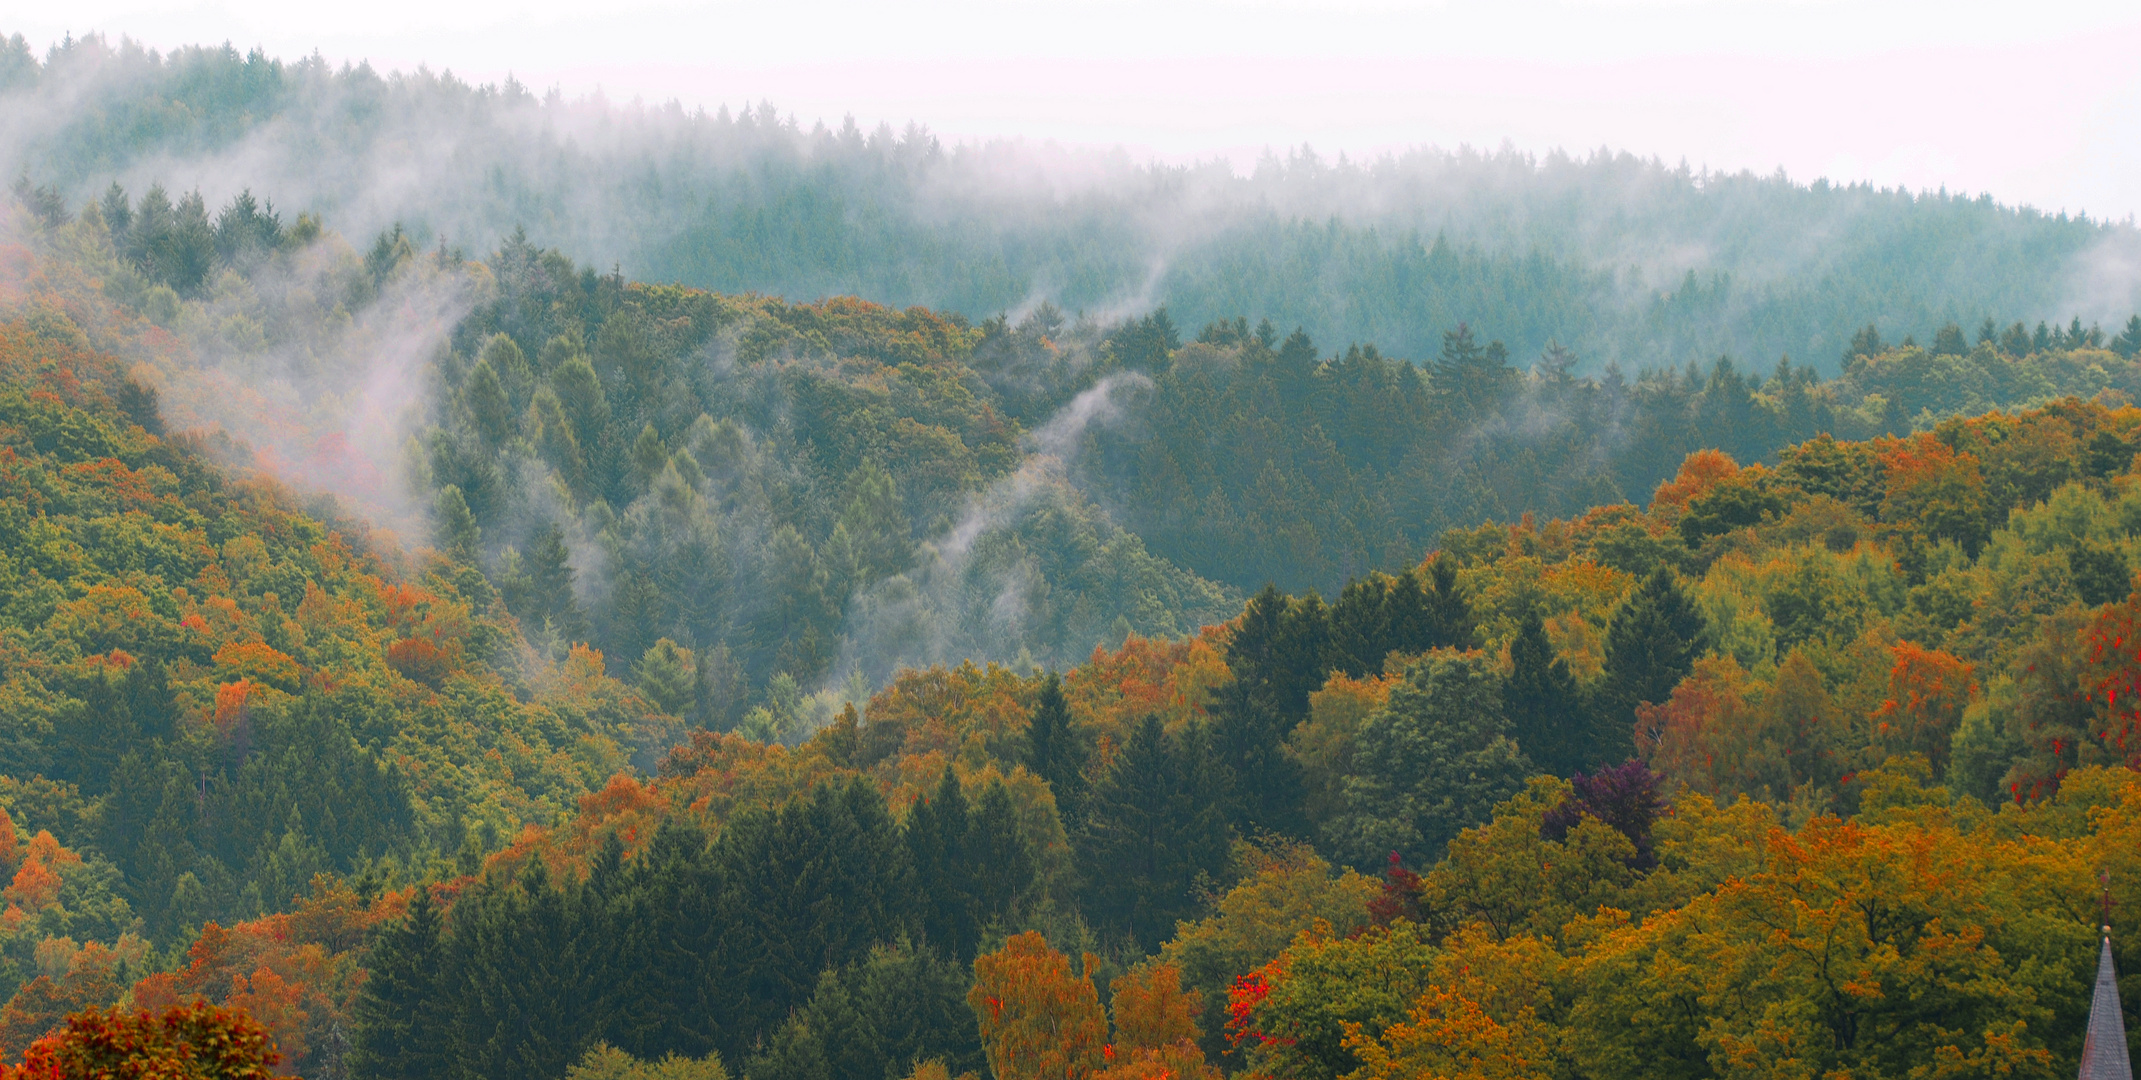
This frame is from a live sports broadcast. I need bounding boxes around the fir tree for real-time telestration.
[1597,567,1706,763]
[1075,717,1231,951]
[352,887,448,1080]
[1025,674,1089,832]
[1505,609,1587,777]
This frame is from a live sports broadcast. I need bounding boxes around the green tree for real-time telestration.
[1504,610,1587,777]
[1597,568,1705,763]
[1076,717,1232,951]
[352,887,449,1080]
[1325,651,1531,868]
[1026,674,1090,832]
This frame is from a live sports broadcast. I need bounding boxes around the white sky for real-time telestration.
[14,0,2141,220]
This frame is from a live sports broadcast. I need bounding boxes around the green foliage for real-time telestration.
[1326,651,1532,868]
[1075,717,1232,952]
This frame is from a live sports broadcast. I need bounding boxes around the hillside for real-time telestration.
[4,33,2139,374]
[8,109,2141,1078]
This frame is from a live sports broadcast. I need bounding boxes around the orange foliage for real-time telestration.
[859,662,1035,771]
[212,641,303,692]
[2,1002,279,1080]
[0,808,19,877]
[1872,643,1976,773]
[1062,631,1231,740]
[969,932,1109,1080]
[5,833,81,911]
[1109,964,1203,1050]
[213,680,254,731]
[385,637,460,688]
[0,939,144,1061]
[1650,450,1742,513]
[1877,434,1989,547]
[1634,658,1755,798]
[126,875,398,1074]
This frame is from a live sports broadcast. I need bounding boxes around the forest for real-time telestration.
[3,33,2140,373]
[11,66,2141,1079]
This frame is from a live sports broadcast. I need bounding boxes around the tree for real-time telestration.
[749,942,981,1080]
[1597,568,1705,764]
[352,887,447,1080]
[968,933,1107,1080]
[434,485,480,561]
[1325,652,1532,869]
[568,1043,729,1080]
[1504,610,1587,777]
[1026,674,1090,831]
[1422,561,1476,651]
[2112,315,2141,360]
[636,639,698,717]
[1076,717,1232,951]
[1329,576,1390,677]
[7,1002,280,1079]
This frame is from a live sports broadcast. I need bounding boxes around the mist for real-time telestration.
[5,32,2139,379]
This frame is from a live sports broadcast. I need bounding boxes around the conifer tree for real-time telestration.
[1025,675,1089,833]
[1076,717,1231,951]
[352,887,448,1080]
[1329,575,1391,676]
[1597,567,1706,763]
[1422,560,1476,650]
[1504,610,1586,777]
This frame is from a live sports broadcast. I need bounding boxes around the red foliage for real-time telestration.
[1223,965,1292,1050]
[1365,853,1425,928]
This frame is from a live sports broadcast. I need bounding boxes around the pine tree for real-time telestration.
[1026,674,1089,832]
[1597,567,1706,763]
[1504,610,1586,777]
[1075,717,1231,951]
[1329,576,1391,677]
[352,887,448,1080]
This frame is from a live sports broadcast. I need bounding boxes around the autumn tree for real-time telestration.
[968,933,1108,1080]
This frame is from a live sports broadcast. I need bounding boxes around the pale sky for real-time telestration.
[14,0,2141,220]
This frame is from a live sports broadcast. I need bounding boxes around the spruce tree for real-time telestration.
[1075,717,1231,951]
[907,766,977,959]
[1425,559,1476,650]
[1504,610,1586,777]
[1329,575,1390,676]
[1597,567,1706,763]
[352,887,448,1080]
[1025,674,1089,832]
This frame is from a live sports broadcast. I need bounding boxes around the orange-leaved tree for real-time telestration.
[969,932,1107,1080]
[1,1001,278,1079]
[1871,641,1975,774]
[1096,963,1218,1080]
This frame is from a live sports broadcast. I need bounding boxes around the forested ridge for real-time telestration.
[11,114,2141,1080]
[4,32,2140,375]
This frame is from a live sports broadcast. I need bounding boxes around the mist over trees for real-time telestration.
[17,26,2141,1080]
[4,31,2139,376]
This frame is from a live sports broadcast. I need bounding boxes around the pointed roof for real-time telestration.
[2081,931,2133,1080]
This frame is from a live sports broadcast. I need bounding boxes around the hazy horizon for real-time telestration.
[14,0,2141,222]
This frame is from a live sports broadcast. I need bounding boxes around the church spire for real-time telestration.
[2082,872,2133,1080]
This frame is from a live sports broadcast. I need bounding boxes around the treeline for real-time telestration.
[1034,304,2141,594]
[7,32,2139,370]
[355,776,1018,1079]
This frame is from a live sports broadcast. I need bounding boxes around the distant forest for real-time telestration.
[3,32,2138,373]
